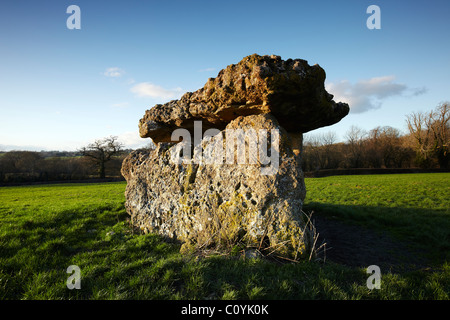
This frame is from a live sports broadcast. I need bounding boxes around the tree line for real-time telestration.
[0,103,448,183]
[302,103,449,172]
[0,136,130,184]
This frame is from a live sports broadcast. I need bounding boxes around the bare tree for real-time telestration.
[0,151,42,174]
[303,134,323,170]
[345,125,367,168]
[366,126,404,168]
[406,102,449,168]
[366,127,383,168]
[321,131,337,146]
[429,103,450,168]
[321,131,339,168]
[302,131,341,170]
[79,136,124,178]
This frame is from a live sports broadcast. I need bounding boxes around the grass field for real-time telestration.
[304,173,450,264]
[0,173,449,300]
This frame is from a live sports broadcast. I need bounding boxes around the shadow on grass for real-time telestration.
[303,202,450,270]
[2,200,449,300]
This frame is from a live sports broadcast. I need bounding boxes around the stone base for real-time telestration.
[121,114,310,260]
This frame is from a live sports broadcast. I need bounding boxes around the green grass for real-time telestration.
[303,173,450,263]
[0,174,449,300]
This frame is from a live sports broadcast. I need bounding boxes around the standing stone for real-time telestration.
[123,114,308,259]
[122,54,349,260]
[139,54,349,143]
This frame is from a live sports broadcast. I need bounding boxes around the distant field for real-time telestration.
[304,173,450,263]
[0,174,448,299]
[305,173,449,211]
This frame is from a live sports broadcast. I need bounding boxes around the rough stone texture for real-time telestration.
[123,54,349,260]
[122,114,309,259]
[139,54,349,144]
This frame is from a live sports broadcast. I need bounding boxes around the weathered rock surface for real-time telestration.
[123,54,349,260]
[123,114,309,259]
[139,54,349,143]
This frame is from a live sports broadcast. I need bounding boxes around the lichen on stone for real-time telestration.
[122,54,349,261]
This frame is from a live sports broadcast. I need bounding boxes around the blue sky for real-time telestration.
[1,0,449,150]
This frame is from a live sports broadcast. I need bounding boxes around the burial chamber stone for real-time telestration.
[139,54,349,143]
[122,54,349,260]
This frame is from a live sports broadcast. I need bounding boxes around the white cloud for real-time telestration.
[103,67,125,77]
[198,67,216,72]
[117,131,154,149]
[326,76,426,114]
[111,102,129,108]
[411,86,428,96]
[130,82,183,100]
